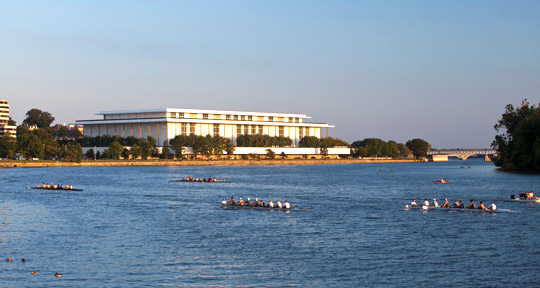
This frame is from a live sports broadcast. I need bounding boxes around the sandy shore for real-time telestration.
[1,159,423,168]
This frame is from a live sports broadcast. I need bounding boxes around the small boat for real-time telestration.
[173,179,228,183]
[432,179,450,183]
[31,186,83,191]
[510,195,540,203]
[404,205,516,213]
[221,203,292,210]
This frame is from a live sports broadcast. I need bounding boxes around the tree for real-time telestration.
[22,109,55,128]
[193,137,211,158]
[108,141,123,159]
[320,144,329,159]
[397,143,411,158]
[266,149,275,159]
[170,136,185,159]
[96,150,102,159]
[0,135,17,158]
[351,138,385,157]
[121,148,130,160]
[406,138,431,158]
[493,99,540,171]
[208,135,224,156]
[60,143,82,162]
[139,139,153,160]
[86,148,95,160]
[162,140,170,159]
[18,134,43,159]
[8,117,16,126]
[130,144,141,160]
[299,136,320,147]
[146,136,159,158]
[56,126,69,139]
[384,141,399,159]
[320,137,349,147]
[224,138,235,156]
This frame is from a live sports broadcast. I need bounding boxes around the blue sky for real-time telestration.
[1,0,539,148]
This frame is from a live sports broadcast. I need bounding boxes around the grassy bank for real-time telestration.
[1,158,424,168]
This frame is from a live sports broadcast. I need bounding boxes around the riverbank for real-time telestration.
[1,158,424,168]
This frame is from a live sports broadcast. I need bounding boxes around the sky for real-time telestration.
[1,0,539,148]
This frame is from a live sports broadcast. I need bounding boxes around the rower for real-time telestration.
[458,200,465,208]
[268,200,274,208]
[478,201,487,210]
[246,198,251,206]
[441,199,449,208]
[411,200,417,206]
[422,198,430,207]
[467,200,476,209]
[277,200,283,208]
[37,184,40,188]
[229,196,235,205]
[451,200,459,208]
[488,201,497,211]
[221,198,227,205]
[238,198,244,206]
[283,200,290,209]
[433,199,439,208]
[260,200,265,207]
[528,192,536,199]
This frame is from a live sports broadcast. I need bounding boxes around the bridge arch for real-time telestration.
[428,149,497,162]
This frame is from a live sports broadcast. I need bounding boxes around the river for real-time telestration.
[1,159,539,287]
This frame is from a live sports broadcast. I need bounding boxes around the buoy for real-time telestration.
[31,271,37,275]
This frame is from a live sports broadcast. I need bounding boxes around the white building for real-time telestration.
[0,99,17,137]
[76,108,334,147]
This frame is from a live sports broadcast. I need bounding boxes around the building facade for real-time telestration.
[0,99,17,137]
[76,108,334,146]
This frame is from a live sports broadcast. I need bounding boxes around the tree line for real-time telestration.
[1,108,433,161]
[350,138,431,159]
[492,99,540,171]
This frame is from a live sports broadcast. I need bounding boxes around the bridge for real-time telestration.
[427,149,497,161]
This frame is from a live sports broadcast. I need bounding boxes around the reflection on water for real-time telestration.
[0,160,539,287]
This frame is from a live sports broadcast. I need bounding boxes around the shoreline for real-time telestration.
[1,159,424,168]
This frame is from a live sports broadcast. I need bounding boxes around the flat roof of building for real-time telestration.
[97,108,310,119]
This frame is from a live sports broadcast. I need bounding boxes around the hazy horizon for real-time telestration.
[2,1,539,148]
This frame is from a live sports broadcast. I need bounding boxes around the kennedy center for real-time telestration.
[76,108,334,146]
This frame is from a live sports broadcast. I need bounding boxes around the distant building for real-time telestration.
[54,124,84,139]
[0,99,17,138]
[76,108,334,147]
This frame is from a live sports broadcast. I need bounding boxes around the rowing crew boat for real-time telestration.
[404,205,517,213]
[31,187,84,191]
[173,179,228,183]
[222,203,291,210]
[510,197,540,203]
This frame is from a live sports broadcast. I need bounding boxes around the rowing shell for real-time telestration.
[221,204,293,210]
[509,196,540,203]
[172,180,229,183]
[31,187,84,191]
[404,205,517,213]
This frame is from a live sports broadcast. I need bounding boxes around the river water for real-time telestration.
[0,159,539,287]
